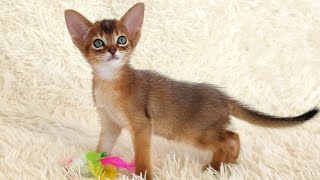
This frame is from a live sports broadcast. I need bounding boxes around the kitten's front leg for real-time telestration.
[96,111,121,153]
[132,126,152,180]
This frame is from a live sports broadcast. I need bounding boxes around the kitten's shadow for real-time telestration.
[115,130,213,177]
[3,117,225,177]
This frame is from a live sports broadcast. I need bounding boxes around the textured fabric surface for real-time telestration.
[1,0,320,179]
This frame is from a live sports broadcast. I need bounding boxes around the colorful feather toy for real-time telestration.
[62,151,135,180]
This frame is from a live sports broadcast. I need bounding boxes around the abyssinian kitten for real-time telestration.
[64,3,318,179]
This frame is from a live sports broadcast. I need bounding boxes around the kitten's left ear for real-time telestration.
[64,10,93,46]
[119,3,145,40]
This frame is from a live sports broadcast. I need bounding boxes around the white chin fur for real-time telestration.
[94,52,124,80]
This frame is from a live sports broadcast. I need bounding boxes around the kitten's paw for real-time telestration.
[202,163,220,172]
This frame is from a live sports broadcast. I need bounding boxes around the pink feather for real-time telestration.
[100,156,135,173]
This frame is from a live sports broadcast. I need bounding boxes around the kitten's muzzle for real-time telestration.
[106,54,119,61]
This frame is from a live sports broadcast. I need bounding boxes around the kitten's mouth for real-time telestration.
[106,56,119,61]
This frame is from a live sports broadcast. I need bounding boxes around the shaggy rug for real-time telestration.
[1,0,320,179]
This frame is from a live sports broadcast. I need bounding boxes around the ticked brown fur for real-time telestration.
[65,3,318,179]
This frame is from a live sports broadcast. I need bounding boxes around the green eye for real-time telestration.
[117,36,127,45]
[93,39,104,48]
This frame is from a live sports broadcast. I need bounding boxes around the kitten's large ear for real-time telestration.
[64,10,92,44]
[119,3,145,40]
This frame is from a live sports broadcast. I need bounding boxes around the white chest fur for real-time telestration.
[93,55,125,81]
[93,84,129,128]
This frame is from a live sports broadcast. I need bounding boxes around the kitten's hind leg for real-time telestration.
[225,131,240,164]
[206,141,228,171]
[202,130,240,171]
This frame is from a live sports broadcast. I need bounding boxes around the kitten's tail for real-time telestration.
[228,99,318,127]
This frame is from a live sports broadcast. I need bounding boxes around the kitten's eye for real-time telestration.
[117,36,127,45]
[93,39,105,48]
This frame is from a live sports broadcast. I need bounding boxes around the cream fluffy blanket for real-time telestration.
[1,0,320,179]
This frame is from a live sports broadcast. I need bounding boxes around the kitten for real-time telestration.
[64,3,318,179]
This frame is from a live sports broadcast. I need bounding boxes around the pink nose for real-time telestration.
[109,48,116,55]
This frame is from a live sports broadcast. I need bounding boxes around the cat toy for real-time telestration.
[62,151,135,180]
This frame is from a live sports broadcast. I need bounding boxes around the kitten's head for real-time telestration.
[64,3,144,79]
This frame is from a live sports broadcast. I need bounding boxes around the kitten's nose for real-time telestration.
[109,48,116,55]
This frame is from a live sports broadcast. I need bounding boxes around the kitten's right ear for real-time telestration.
[64,10,92,44]
[119,3,145,41]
